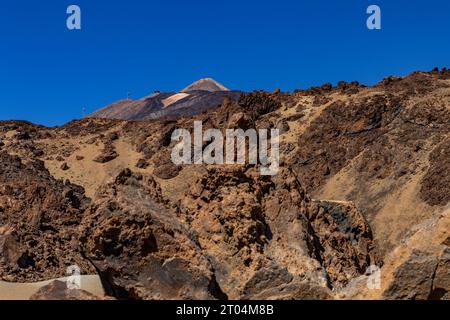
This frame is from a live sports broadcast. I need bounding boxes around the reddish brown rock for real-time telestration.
[0,152,94,281]
[60,162,70,171]
[308,200,379,287]
[135,158,149,169]
[178,166,376,298]
[79,169,225,300]
[152,150,181,179]
[420,140,450,206]
[93,148,118,163]
[383,248,449,300]
[0,226,24,268]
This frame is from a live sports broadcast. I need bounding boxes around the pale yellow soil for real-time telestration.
[43,135,149,198]
[316,104,448,257]
[281,93,345,145]
[4,130,17,141]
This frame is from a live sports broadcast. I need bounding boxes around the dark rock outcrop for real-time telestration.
[383,247,450,300]
[79,169,225,300]
[0,152,93,281]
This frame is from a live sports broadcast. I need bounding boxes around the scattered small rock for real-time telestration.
[60,162,70,171]
[15,131,31,140]
[93,149,118,163]
[106,131,119,141]
[285,114,303,122]
[85,137,97,144]
[276,120,290,134]
[136,159,149,169]
[153,163,181,179]
[33,149,44,157]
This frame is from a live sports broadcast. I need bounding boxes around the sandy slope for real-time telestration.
[44,135,147,198]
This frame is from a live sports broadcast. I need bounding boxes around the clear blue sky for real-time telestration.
[1,0,449,126]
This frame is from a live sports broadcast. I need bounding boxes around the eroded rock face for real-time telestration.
[76,166,376,300]
[179,166,285,299]
[383,247,450,300]
[420,140,450,206]
[238,92,281,122]
[177,166,376,298]
[379,209,449,300]
[152,150,181,180]
[0,152,94,281]
[346,209,450,301]
[0,226,23,268]
[79,169,225,300]
[291,94,403,191]
[308,201,379,287]
[431,248,450,300]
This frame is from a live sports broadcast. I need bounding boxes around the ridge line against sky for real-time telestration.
[0,0,449,126]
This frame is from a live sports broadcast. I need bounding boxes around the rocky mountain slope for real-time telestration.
[89,78,241,120]
[0,68,448,300]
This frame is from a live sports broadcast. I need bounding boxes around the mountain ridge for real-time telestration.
[88,78,239,121]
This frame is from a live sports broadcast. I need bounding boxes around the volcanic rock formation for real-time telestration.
[0,68,448,300]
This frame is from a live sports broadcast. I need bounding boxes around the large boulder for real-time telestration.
[79,169,225,300]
